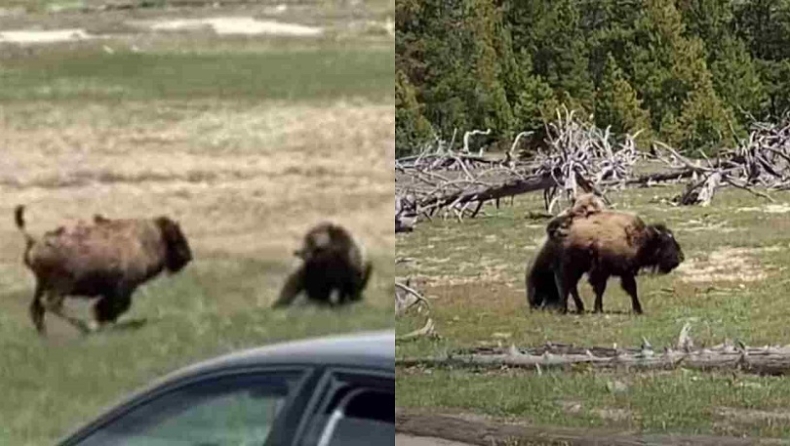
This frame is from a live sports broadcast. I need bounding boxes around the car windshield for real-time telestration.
[73,372,301,446]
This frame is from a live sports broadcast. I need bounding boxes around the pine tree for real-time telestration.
[506,0,594,112]
[398,0,514,141]
[396,70,434,158]
[678,0,766,119]
[595,54,652,144]
[626,0,738,153]
[709,35,767,118]
[664,88,737,156]
[733,0,790,116]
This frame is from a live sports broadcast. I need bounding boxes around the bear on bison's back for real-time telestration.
[526,210,683,314]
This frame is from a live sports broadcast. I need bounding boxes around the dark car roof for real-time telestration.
[137,329,394,410]
[170,329,395,379]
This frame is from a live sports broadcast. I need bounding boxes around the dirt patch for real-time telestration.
[677,247,768,283]
[135,17,323,36]
[0,16,323,45]
[736,203,790,214]
[558,400,583,415]
[418,260,513,287]
[397,408,781,446]
[594,408,632,422]
[676,220,739,234]
[716,407,790,424]
[0,29,96,44]
[395,435,474,446]
[419,274,507,288]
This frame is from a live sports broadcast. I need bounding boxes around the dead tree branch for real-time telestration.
[396,280,436,342]
[397,324,790,375]
[396,107,643,229]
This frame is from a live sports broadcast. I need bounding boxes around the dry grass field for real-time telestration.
[0,0,393,443]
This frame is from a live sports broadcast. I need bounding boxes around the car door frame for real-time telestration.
[290,365,395,446]
[57,365,320,446]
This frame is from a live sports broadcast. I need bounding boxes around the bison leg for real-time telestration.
[273,266,305,308]
[569,284,584,314]
[620,275,643,315]
[45,294,92,334]
[588,272,609,314]
[29,282,46,334]
[93,292,133,329]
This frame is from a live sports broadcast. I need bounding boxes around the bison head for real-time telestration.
[156,217,193,273]
[641,223,684,274]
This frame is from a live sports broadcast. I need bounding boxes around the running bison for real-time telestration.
[15,205,193,334]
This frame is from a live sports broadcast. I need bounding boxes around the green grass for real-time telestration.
[0,43,393,102]
[397,368,790,438]
[396,186,790,437]
[1,254,393,445]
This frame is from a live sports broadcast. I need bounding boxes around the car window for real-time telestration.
[73,371,303,446]
[303,371,394,446]
[320,388,394,446]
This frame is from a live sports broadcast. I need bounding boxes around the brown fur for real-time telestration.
[527,210,683,314]
[273,222,372,308]
[547,194,606,239]
[569,193,607,217]
[14,205,193,334]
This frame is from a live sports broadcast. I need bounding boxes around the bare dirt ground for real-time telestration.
[0,1,394,42]
[396,434,475,446]
[677,246,770,283]
[0,16,325,43]
[397,409,788,446]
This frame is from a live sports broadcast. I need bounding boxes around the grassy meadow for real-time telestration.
[0,1,393,444]
[396,185,790,438]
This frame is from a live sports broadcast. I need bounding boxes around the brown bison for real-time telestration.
[273,222,372,308]
[15,205,193,334]
[526,210,683,314]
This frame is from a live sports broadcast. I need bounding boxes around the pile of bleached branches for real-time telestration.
[395,109,643,227]
[395,128,532,225]
[395,110,790,231]
[397,323,790,375]
[654,116,790,206]
[535,108,641,212]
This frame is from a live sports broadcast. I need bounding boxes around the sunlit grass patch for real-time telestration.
[0,42,393,102]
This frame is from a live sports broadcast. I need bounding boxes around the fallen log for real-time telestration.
[420,173,555,211]
[622,168,696,186]
[397,337,790,375]
[397,350,790,375]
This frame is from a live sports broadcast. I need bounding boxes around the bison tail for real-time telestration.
[14,205,35,267]
[14,205,36,250]
[14,205,25,231]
